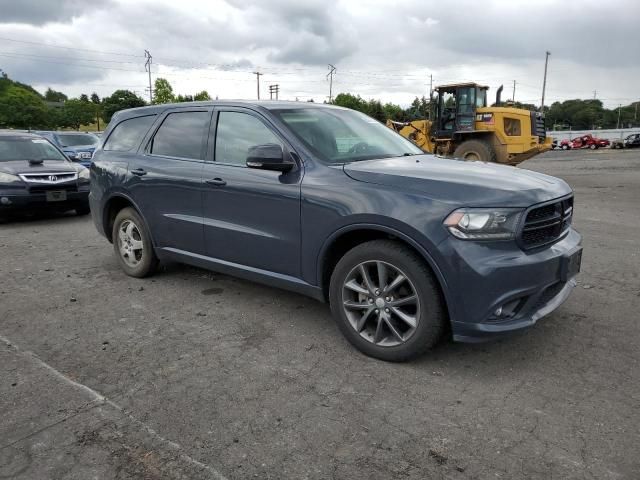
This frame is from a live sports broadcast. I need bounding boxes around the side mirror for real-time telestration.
[246,144,294,172]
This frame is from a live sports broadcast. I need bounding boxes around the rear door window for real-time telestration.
[150,111,210,160]
[104,115,156,151]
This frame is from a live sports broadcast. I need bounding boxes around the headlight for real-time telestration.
[78,168,90,180]
[0,172,21,184]
[66,152,77,159]
[444,208,523,240]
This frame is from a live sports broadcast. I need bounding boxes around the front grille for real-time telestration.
[530,111,546,143]
[18,172,78,184]
[520,196,573,249]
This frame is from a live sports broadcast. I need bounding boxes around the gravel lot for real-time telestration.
[1,148,639,479]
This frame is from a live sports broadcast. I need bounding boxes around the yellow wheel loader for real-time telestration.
[387,83,552,165]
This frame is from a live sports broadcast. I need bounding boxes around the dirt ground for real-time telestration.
[1,148,639,479]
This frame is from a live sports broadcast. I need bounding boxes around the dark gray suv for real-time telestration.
[89,101,582,361]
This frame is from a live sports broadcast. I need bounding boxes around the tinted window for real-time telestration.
[0,137,67,162]
[150,111,210,160]
[215,111,283,166]
[56,133,99,147]
[104,115,156,152]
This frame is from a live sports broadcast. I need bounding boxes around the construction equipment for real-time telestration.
[387,83,552,165]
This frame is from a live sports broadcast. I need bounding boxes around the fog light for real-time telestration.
[0,197,11,205]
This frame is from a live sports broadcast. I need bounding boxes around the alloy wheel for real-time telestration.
[117,219,144,268]
[342,260,420,347]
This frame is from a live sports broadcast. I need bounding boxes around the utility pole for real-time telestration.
[540,51,551,112]
[327,64,336,103]
[616,104,622,130]
[512,80,516,102]
[593,90,597,100]
[269,84,280,100]
[253,71,263,99]
[144,50,153,103]
[428,74,433,120]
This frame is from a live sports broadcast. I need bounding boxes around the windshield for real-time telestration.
[0,137,68,162]
[273,108,423,164]
[56,133,99,147]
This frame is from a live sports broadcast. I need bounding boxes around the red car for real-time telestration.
[570,134,610,150]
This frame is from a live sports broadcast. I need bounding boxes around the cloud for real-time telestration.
[0,0,114,25]
[0,0,637,107]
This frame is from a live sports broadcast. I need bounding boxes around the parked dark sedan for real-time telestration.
[35,131,100,167]
[90,101,582,361]
[0,132,90,220]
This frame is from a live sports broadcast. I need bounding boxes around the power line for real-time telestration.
[0,36,141,57]
[0,50,141,65]
[0,53,145,72]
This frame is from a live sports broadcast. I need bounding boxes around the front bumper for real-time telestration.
[436,228,582,342]
[0,188,89,214]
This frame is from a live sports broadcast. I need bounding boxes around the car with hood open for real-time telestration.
[89,101,582,361]
[0,131,91,220]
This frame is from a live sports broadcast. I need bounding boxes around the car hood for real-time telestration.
[343,154,572,207]
[0,160,83,175]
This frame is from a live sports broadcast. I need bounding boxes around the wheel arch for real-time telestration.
[317,224,453,321]
[102,193,153,245]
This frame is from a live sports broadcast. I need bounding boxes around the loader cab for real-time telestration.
[432,83,488,138]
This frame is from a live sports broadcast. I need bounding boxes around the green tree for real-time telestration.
[59,98,95,130]
[153,77,175,104]
[366,99,385,122]
[44,87,67,103]
[193,90,211,101]
[383,103,406,121]
[0,84,49,129]
[333,92,367,113]
[101,90,146,124]
[90,92,100,104]
[79,93,89,103]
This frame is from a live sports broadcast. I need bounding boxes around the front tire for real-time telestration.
[112,207,158,278]
[453,139,496,162]
[329,240,446,362]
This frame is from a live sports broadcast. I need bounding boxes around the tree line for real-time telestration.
[1,69,637,131]
[0,72,211,131]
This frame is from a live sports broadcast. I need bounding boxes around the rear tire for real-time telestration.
[453,139,497,163]
[562,144,568,150]
[112,207,158,278]
[329,240,446,362]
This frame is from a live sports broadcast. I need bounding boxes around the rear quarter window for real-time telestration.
[104,115,157,152]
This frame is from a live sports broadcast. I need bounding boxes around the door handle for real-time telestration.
[131,168,147,176]
[205,178,226,186]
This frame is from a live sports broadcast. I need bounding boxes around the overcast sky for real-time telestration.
[0,0,638,108]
